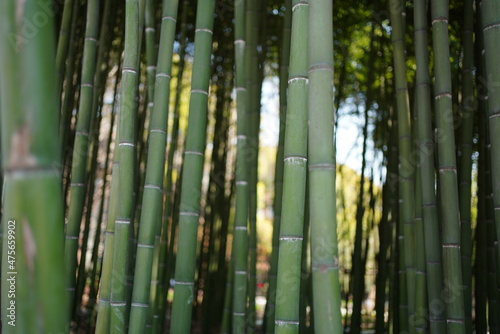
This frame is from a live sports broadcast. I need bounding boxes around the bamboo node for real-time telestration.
[275,319,299,326]
[279,236,303,241]
[431,17,448,25]
[138,243,154,249]
[122,67,137,74]
[435,92,452,100]
[174,280,194,286]
[184,150,204,157]
[442,243,460,249]
[191,89,209,96]
[144,184,163,192]
[131,302,149,308]
[180,211,199,217]
[150,129,167,135]
[162,16,177,23]
[119,141,135,148]
[156,72,171,79]
[292,2,308,11]
[195,28,213,35]
[288,76,308,84]
[483,22,500,32]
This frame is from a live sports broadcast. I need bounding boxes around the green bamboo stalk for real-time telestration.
[221,257,234,333]
[430,0,466,332]
[144,0,157,110]
[481,0,500,289]
[152,3,189,330]
[307,0,342,332]
[87,94,117,325]
[274,0,309,332]
[0,0,69,331]
[457,2,474,331]
[299,190,310,334]
[231,0,249,331]
[60,0,82,160]
[413,0,446,331]
[95,59,124,333]
[128,0,179,330]
[107,0,144,331]
[169,0,216,331]
[246,0,263,330]
[389,0,414,331]
[413,154,428,333]
[265,1,292,332]
[56,0,75,96]
[65,0,101,307]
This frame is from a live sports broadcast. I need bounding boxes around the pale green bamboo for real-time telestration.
[169,0,216,332]
[307,0,342,332]
[265,1,292,332]
[0,0,69,331]
[389,0,414,331]
[231,0,249,331]
[128,0,179,330]
[431,0,466,332]
[108,0,144,331]
[413,0,446,331]
[274,0,309,332]
[65,0,100,307]
[95,63,123,333]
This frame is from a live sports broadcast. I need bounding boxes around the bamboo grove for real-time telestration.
[3,0,500,333]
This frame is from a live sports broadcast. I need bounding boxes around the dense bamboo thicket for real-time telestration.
[3,0,500,333]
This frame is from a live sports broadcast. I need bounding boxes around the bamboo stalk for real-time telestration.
[431,0,466,331]
[128,0,179,330]
[0,0,69,331]
[65,0,101,307]
[169,0,217,331]
[413,0,446,331]
[264,1,292,332]
[274,0,309,332]
[307,0,342,332]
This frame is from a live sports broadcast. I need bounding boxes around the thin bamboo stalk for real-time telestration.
[413,0,446,331]
[307,0,342,332]
[431,0,466,331]
[274,0,309,332]
[65,0,101,307]
[169,0,217,331]
[107,0,145,331]
[389,0,414,331]
[128,0,179,330]
[231,0,249,331]
[264,1,292,332]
